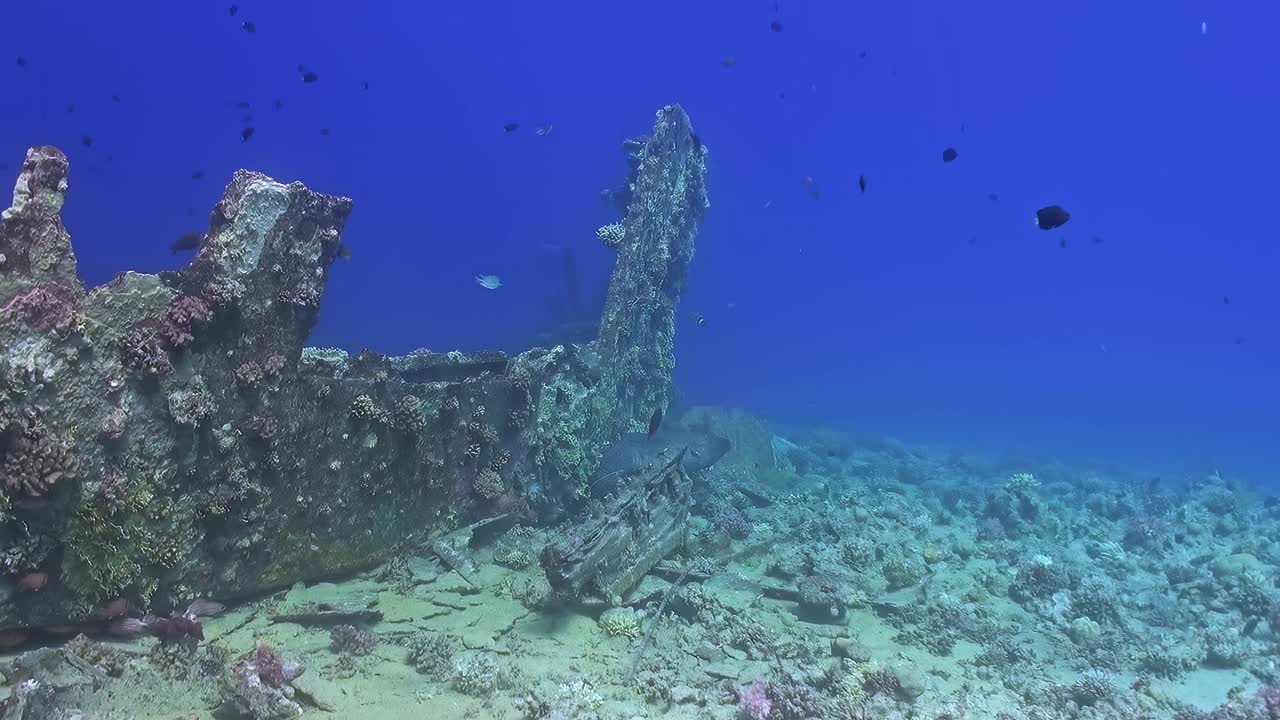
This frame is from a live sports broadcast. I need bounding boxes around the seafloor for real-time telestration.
[3,408,1278,720]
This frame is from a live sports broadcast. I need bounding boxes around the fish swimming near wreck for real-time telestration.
[590,427,731,497]
[111,598,224,643]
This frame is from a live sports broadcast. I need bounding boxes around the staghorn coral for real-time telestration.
[392,394,426,433]
[595,222,625,248]
[598,607,642,639]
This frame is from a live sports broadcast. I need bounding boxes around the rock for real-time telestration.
[670,685,702,705]
[1212,553,1264,578]
[893,665,927,700]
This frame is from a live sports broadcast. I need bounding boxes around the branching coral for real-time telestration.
[120,325,172,376]
[474,468,505,499]
[0,411,77,498]
[161,295,212,349]
[0,283,77,332]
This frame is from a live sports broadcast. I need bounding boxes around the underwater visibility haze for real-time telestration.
[0,2,1278,719]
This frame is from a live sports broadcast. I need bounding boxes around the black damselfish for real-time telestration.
[1036,205,1071,230]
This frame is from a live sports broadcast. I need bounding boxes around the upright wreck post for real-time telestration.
[0,105,708,635]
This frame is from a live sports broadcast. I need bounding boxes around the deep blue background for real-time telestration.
[2,2,1276,483]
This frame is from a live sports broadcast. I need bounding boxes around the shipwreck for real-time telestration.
[0,105,709,637]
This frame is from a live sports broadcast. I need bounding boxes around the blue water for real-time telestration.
[2,1,1276,484]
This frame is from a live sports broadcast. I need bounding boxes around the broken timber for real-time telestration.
[540,450,691,605]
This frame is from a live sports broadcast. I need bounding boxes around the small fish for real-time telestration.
[95,597,129,619]
[229,4,238,16]
[111,94,121,103]
[1201,21,1207,34]
[1091,235,1104,244]
[1223,296,1230,305]
[857,50,867,59]
[475,274,502,290]
[503,122,519,133]
[535,123,553,136]
[15,56,27,67]
[241,20,256,33]
[1059,238,1067,249]
[272,98,283,112]
[296,63,307,73]
[0,629,29,650]
[770,20,783,32]
[647,407,664,439]
[319,127,331,136]
[241,113,253,123]
[236,101,250,110]
[720,56,737,68]
[301,70,319,83]
[802,175,820,200]
[690,311,707,326]
[942,147,958,163]
[81,135,93,147]
[191,169,204,180]
[1035,205,1071,230]
[241,126,255,143]
[858,175,867,193]
[968,236,978,246]
[66,103,75,114]
[17,572,48,592]
[336,244,352,260]
[171,231,205,253]
[988,192,999,202]
[362,80,369,91]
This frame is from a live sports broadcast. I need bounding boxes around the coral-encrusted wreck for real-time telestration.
[0,105,708,633]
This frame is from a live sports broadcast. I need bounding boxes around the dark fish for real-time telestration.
[296,63,306,72]
[1059,238,1067,249]
[229,4,238,16]
[363,80,369,91]
[690,311,706,326]
[16,56,26,67]
[647,407,663,439]
[1035,205,1070,230]
[66,103,75,114]
[988,192,999,202]
[236,101,250,110]
[241,113,253,123]
[777,91,785,100]
[1091,235,1104,244]
[858,174,867,193]
[241,20,256,32]
[690,132,702,152]
[191,169,204,180]
[770,20,783,32]
[241,126,255,143]
[171,232,204,253]
[319,127,331,136]
[942,147,958,163]
[186,207,195,216]
[503,122,519,132]
[337,244,352,260]
[858,50,867,59]
[272,98,283,111]
[81,135,93,147]
[301,71,319,83]
[721,56,737,68]
[968,236,977,245]
[1223,296,1230,305]
[111,94,121,103]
